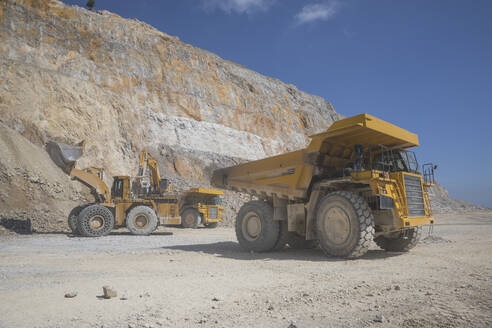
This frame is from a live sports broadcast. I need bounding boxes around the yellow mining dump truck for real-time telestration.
[47,142,223,237]
[212,114,436,258]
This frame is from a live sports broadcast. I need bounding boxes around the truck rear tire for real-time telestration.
[68,204,88,235]
[375,226,422,252]
[181,209,200,229]
[235,201,279,252]
[126,206,158,235]
[77,205,114,237]
[287,233,319,249]
[315,191,374,258]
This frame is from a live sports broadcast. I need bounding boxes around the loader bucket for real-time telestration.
[46,140,85,174]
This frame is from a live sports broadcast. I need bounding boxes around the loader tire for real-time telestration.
[273,220,289,251]
[235,201,279,252]
[77,205,114,237]
[181,209,200,229]
[315,191,374,258]
[67,204,88,235]
[287,233,319,249]
[204,222,218,229]
[126,206,158,235]
[375,226,422,252]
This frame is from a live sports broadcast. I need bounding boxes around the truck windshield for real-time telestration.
[372,149,419,174]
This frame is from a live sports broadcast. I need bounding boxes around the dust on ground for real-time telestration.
[0,212,491,328]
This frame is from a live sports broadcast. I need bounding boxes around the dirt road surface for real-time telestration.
[0,212,491,328]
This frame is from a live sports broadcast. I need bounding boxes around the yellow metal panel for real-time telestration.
[185,188,224,195]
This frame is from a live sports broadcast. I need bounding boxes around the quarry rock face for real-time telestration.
[0,0,487,232]
[0,0,339,179]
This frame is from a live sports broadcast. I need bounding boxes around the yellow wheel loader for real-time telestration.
[212,114,436,258]
[47,142,223,237]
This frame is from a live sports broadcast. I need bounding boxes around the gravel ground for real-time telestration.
[0,212,491,328]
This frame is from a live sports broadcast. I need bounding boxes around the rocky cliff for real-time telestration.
[0,0,487,234]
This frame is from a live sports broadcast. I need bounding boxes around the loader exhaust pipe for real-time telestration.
[46,140,86,174]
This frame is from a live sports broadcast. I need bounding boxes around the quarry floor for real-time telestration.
[0,213,491,328]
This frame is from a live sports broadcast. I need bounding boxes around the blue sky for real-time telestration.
[61,0,492,208]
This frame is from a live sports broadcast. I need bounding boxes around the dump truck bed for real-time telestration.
[211,114,419,200]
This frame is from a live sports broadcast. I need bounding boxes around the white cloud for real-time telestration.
[295,1,340,25]
[203,0,275,14]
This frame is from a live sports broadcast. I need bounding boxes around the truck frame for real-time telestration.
[212,114,435,258]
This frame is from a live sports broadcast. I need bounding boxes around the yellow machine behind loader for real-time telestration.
[212,114,436,259]
[47,142,223,237]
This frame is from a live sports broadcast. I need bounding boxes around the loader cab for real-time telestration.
[112,176,131,200]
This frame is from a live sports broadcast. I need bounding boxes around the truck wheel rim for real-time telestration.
[324,207,351,245]
[243,212,262,241]
[135,214,149,228]
[89,215,104,230]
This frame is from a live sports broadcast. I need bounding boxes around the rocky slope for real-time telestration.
[0,0,487,234]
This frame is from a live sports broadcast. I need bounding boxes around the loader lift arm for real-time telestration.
[137,150,169,194]
[46,140,111,202]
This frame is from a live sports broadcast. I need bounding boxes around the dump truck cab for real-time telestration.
[180,188,224,229]
[212,114,435,258]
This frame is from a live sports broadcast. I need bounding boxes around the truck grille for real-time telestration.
[404,175,425,217]
[209,206,218,219]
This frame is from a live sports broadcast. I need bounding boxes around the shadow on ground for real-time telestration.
[160,241,403,262]
[0,218,32,234]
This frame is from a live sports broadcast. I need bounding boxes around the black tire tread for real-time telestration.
[77,205,114,237]
[126,206,158,235]
[67,204,89,235]
[273,220,290,251]
[375,226,422,252]
[235,200,279,252]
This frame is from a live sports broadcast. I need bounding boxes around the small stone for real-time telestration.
[374,314,384,323]
[287,322,297,328]
[65,291,77,298]
[267,305,274,311]
[366,293,374,297]
[212,296,221,301]
[394,285,401,291]
[103,286,117,299]
[198,317,207,324]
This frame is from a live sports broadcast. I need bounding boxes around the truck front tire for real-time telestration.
[375,226,422,252]
[315,191,374,258]
[236,201,279,252]
[77,205,114,237]
[126,206,158,235]
[181,208,201,229]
